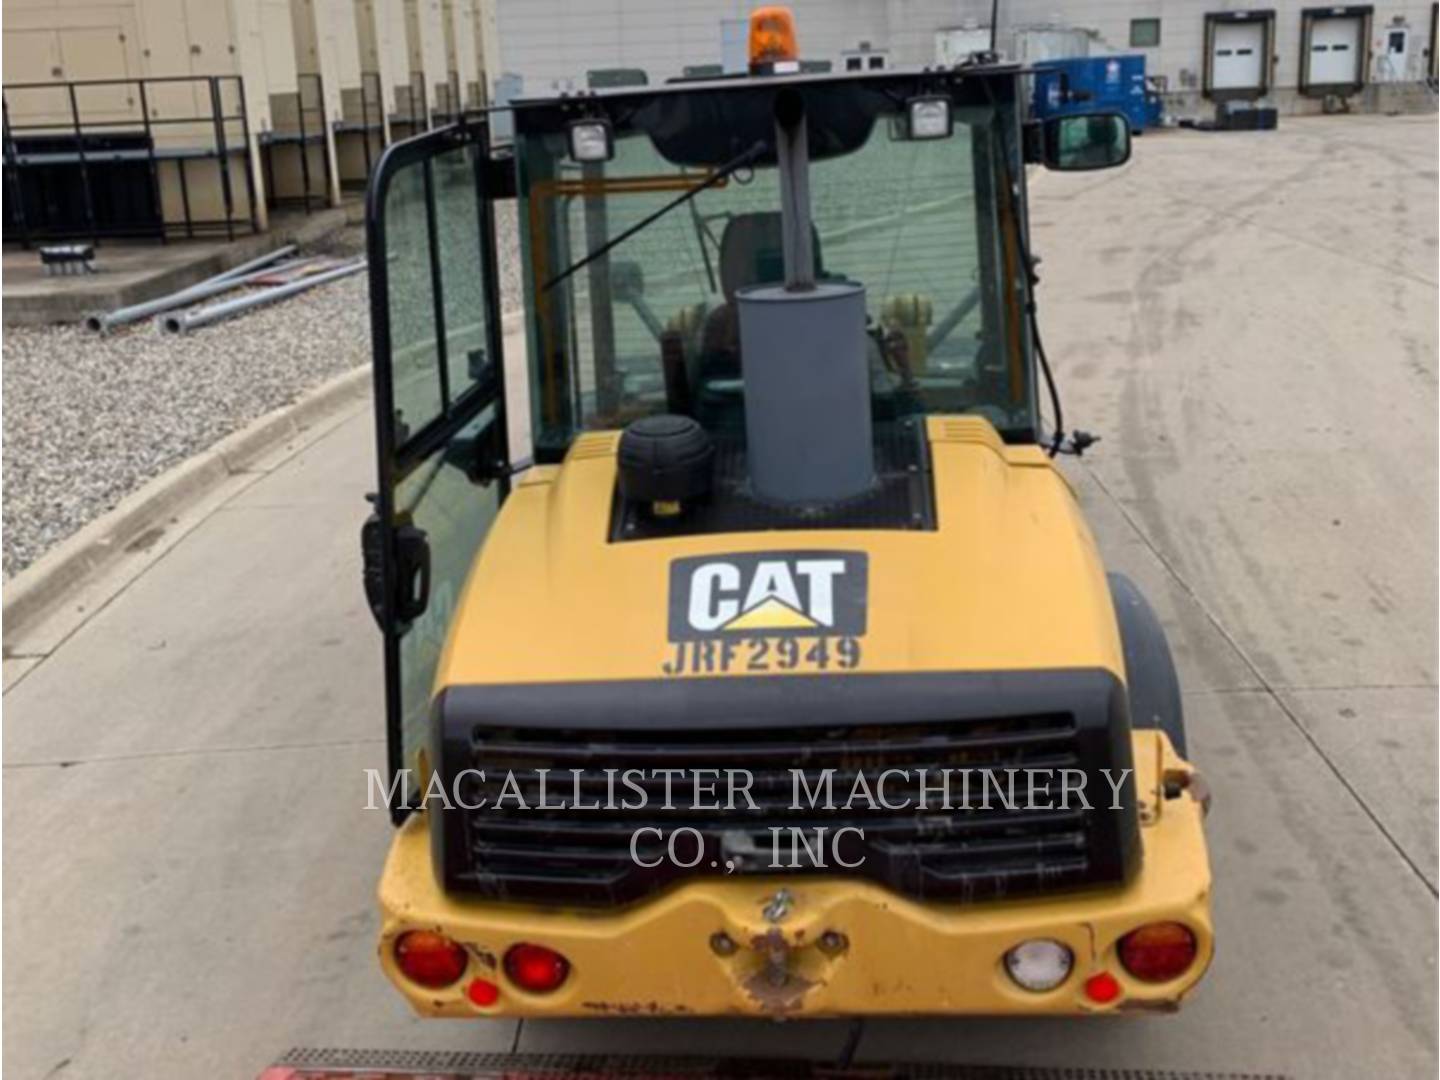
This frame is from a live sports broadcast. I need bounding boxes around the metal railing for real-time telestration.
[390,71,430,136]
[2,74,257,246]
[336,71,387,185]
[434,72,463,124]
[262,72,332,214]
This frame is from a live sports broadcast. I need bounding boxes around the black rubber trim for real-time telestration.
[438,668,1114,730]
[1107,573,1187,758]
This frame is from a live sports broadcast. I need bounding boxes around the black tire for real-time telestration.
[1107,572,1187,757]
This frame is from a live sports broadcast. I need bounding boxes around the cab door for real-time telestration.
[361,118,509,823]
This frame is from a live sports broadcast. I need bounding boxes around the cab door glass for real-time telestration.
[392,404,501,766]
[383,162,446,438]
[384,143,496,447]
[368,123,506,817]
[434,147,496,396]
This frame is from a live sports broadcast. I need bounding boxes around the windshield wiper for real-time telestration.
[541,140,767,293]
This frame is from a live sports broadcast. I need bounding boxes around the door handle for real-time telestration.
[360,513,431,627]
[393,523,431,622]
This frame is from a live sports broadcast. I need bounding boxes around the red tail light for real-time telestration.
[1084,971,1122,1003]
[504,942,571,993]
[1118,922,1198,983]
[466,977,500,1006]
[394,930,468,989]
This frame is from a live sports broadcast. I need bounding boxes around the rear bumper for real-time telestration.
[377,731,1211,1017]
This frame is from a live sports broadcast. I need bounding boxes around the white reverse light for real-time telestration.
[907,96,953,140]
[567,119,614,163]
[1004,939,1074,992]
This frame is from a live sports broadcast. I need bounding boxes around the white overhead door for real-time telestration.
[1212,21,1265,91]
[1309,16,1364,85]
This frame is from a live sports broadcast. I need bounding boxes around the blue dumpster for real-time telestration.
[1031,55,1163,132]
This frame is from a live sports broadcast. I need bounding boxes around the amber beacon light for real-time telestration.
[749,6,800,71]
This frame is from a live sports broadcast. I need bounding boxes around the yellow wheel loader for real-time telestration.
[351,7,1211,1038]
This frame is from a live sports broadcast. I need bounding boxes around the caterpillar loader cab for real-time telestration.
[358,8,1211,1026]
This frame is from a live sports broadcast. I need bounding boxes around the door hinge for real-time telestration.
[472,457,530,485]
[482,150,517,198]
[444,419,513,487]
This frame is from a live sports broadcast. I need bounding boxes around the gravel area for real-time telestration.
[3,209,521,579]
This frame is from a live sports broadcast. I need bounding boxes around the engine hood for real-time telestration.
[435,417,1124,688]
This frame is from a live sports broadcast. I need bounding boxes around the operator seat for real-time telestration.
[696,211,823,384]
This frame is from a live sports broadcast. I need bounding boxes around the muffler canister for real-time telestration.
[737,280,875,506]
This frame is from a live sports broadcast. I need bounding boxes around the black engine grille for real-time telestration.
[432,672,1139,907]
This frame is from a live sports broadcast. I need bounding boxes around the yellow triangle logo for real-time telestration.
[722,597,819,632]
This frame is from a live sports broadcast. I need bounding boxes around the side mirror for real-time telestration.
[1041,113,1132,172]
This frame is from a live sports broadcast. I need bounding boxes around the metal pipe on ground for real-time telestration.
[91,255,321,335]
[159,259,367,335]
[84,245,300,334]
[208,245,301,284]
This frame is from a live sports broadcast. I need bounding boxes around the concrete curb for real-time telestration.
[2,364,373,646]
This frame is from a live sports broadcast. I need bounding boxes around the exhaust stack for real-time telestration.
[739,90,875,507]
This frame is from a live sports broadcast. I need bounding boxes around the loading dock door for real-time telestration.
[1300,6,1372,94]
[1309,16,1364,85]
[1212,21,1266,91]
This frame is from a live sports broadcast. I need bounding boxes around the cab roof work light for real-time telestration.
[907,95,954,140]
[567,117,614,163]
[749,6,800,74]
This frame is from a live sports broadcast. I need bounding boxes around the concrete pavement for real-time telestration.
[4,114,1436,1079]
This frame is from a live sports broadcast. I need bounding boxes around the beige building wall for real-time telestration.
[330,0,389,184]
[487,0,1438,113]
[2,0,284,229]
[474,0,499,105]
[289,0,345,204]
[354,0,399,131]
[443,0,481,107]
[325,0,364,93]
[382,0,413,117]
[405,0,448,113]
[991,0,1438,112]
